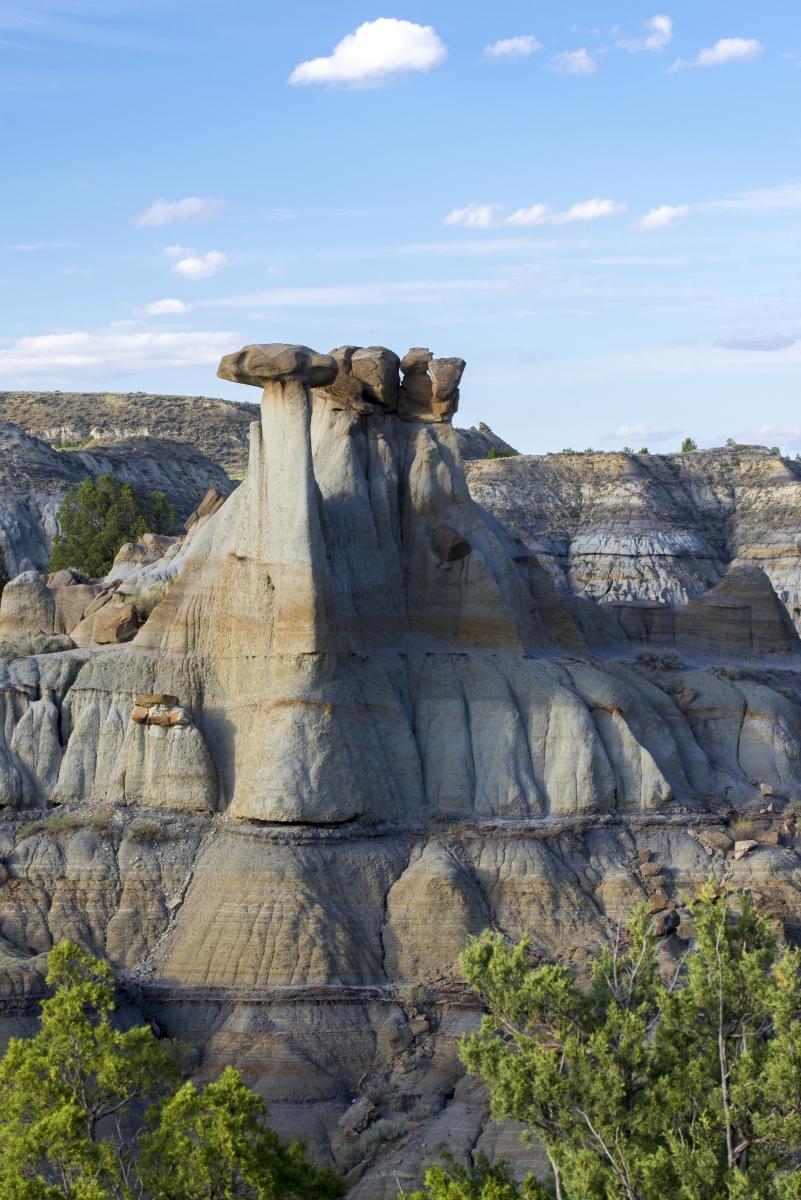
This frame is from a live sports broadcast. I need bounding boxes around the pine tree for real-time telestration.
[0,941,344,1200]
[49,475,180,578]
[444,884,801,1200]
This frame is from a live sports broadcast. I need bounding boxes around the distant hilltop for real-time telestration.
[0,390,261,477]
[0,390,518,478]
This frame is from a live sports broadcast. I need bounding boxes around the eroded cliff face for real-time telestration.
[466,448,801,632]
[2,348,801,1197]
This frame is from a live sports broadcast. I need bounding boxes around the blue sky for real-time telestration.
[1,0,799,454]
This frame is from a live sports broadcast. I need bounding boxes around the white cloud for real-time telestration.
[170,250,227,280]
[142,298,191,316]
[618,14,673,53]
[0,328,239,382]
[670,37,763,72]
[549,198,627,224]
[485,35,541,60]
[133,197,226,227]
[549,49,597,75]
[504,204,551,227]
[288,18,446,88]
[444,203,501,229]
[697,37,763,66]
[446,198,627,229]
[634,203,691,229]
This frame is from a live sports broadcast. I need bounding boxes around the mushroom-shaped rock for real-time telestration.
[216,341,335,654]
[217,343,337,389]
[350,346,400,410]
[398,347,466,423]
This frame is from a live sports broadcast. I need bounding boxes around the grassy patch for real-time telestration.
[729,817,758,841]
[127,818,163,841]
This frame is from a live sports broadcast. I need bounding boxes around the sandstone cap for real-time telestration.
[217,343,338,389]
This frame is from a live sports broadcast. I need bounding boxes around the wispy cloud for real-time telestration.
[548,49,597,76]
[699,182,801,213]
[630,182,801,229]
[750,424,801,452]
[617,14,673,54]
[605,423,680,444]
[670,37,763,73]
[133,196,226,227]
[510,199,627,226]
[0,1,159,49]
[445,198,627,229]
[718,334,797,352]
[0,326,239,381]
[485,35,541,61]
[197,279,513,310]
[1,241,76,252]
[289,18,446,88]
[634,204,690,229]
[564,340,801,384]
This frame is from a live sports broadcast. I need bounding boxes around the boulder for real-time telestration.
[185,488,226,531]
[350,346,400,410]
[46,569,87,588]
[91,602,138,644]
[432,525,472,563]
[699,828,734,852]
[398,348,465,423]
[0,572,54,640]
[338,1096,378,1140]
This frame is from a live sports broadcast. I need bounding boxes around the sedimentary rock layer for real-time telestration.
[2,346,801,1197]
[467,447,801,631]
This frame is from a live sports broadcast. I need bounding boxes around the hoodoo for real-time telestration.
[1,343,801,1194]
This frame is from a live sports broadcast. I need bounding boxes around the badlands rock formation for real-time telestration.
[1,347,801,1197]
[468,447,801,632]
